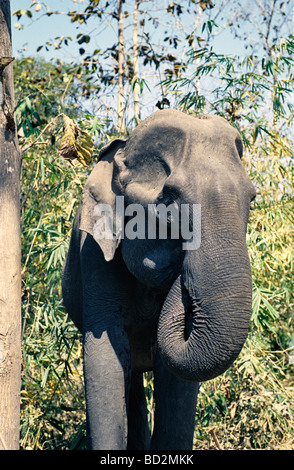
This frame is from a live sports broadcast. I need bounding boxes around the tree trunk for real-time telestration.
[0,0,22,450]
[133,0,140,123]
[117,0,125,133]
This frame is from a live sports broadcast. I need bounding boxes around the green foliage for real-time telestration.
[20,132,86,449]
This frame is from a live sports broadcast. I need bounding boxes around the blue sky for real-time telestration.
[11,0,247,60]
[9,2,294,131]
[9,0,266,120]
[11,0,97,60]
[9,0,255,120]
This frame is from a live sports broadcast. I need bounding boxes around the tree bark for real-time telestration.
[0,0,22,450]
[117,0,125,133]
[133,0,140,123]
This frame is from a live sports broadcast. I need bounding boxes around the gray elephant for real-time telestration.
[62,109,256,450]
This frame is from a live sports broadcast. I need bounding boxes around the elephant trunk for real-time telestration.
[157,229,253,383]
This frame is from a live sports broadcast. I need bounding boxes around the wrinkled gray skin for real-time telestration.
[62,109,256,450]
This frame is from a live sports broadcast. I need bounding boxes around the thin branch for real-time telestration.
[117,0,125,133]
[209,428,223,450]
[133,0,140,123]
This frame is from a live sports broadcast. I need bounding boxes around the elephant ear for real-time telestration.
[79,139,126,261]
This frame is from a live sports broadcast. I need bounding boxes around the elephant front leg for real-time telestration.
[83,324,131,450]
[151,352,200,450]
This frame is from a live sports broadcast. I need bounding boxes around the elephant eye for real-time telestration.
[155,200,180,224]
[161,184,181,203]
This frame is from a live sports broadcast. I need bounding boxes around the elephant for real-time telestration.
[62,109,256,450]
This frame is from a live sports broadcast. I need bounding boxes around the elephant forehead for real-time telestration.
[114,110,241,189]
[114,109,242,202]
[130,109,238,143]
[121,123,187,175]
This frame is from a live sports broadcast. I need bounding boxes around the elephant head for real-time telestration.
[79,109,256,383]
